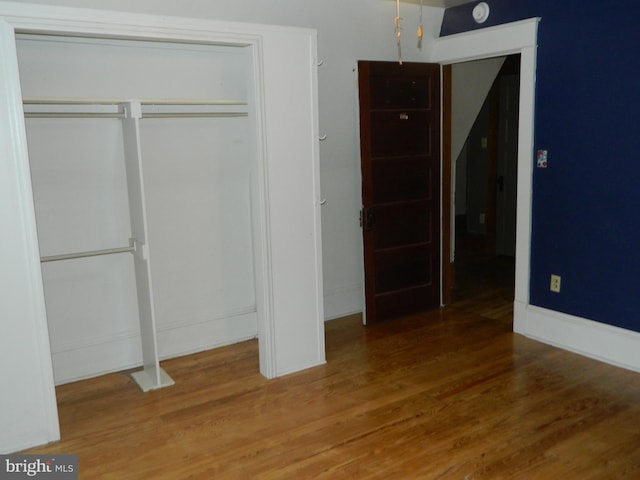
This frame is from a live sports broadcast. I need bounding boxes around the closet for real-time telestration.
[18,34,256,390]
[2,3,325,449]
[3,0,325,396]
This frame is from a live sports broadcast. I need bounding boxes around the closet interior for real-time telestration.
[18,33,258,390]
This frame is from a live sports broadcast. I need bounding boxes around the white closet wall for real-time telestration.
[19,35,257,384]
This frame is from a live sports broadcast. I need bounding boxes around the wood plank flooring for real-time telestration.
[25,272,640,478]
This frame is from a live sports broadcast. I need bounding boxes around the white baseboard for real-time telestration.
[514,300,640,373]
[157,309,258,360]
[323,282,363,321]
[51,310,258,385]
[51,332,142,385]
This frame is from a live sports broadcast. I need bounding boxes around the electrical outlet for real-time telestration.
[550,274,561,293]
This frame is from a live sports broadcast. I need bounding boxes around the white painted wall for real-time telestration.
[451,56,505,169]
[449,57,505,242]
[12,0,444,321]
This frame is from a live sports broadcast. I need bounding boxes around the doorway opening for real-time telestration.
[450,54,521,303]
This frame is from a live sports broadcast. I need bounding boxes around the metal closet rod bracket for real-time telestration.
[129,237,149,261]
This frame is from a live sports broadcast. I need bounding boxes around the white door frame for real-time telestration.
[431,18,540,320]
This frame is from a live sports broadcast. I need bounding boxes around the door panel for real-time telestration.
[375,286,434,322]
[359,61,440,324]
[370,111,432,157]
[374,245,432,293]
[373,202,433,249]
[372,157,431,203]
[370,76,432,108]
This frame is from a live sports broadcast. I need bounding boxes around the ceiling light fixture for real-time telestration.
[472,2,490,24]
[417,0,424,50]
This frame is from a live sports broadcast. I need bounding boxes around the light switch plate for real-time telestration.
[537,149,548,168]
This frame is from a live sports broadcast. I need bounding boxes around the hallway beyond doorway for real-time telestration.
[452,225,515,317]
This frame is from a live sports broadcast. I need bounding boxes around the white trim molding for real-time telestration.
[432,17,540,318]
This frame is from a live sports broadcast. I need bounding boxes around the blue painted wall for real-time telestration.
[442,1,640,332]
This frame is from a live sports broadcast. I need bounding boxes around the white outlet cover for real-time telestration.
[473,2,490,24]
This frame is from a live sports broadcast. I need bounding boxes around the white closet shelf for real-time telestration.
[23,98,249,119]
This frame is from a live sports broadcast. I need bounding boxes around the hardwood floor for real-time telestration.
[26,271,640,478]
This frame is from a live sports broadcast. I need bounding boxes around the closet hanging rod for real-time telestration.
[23,98,124,106]
[24,112,125,119]
[141,100,248,106]
[23,98,248,106]
[41,245,134,263]
[24,112,248,119]
[141,112,248,119]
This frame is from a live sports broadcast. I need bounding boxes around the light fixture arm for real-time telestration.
[395,0,403,64]
[417,0,424,49]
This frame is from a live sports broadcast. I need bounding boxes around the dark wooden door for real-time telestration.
[358,61,440,324]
